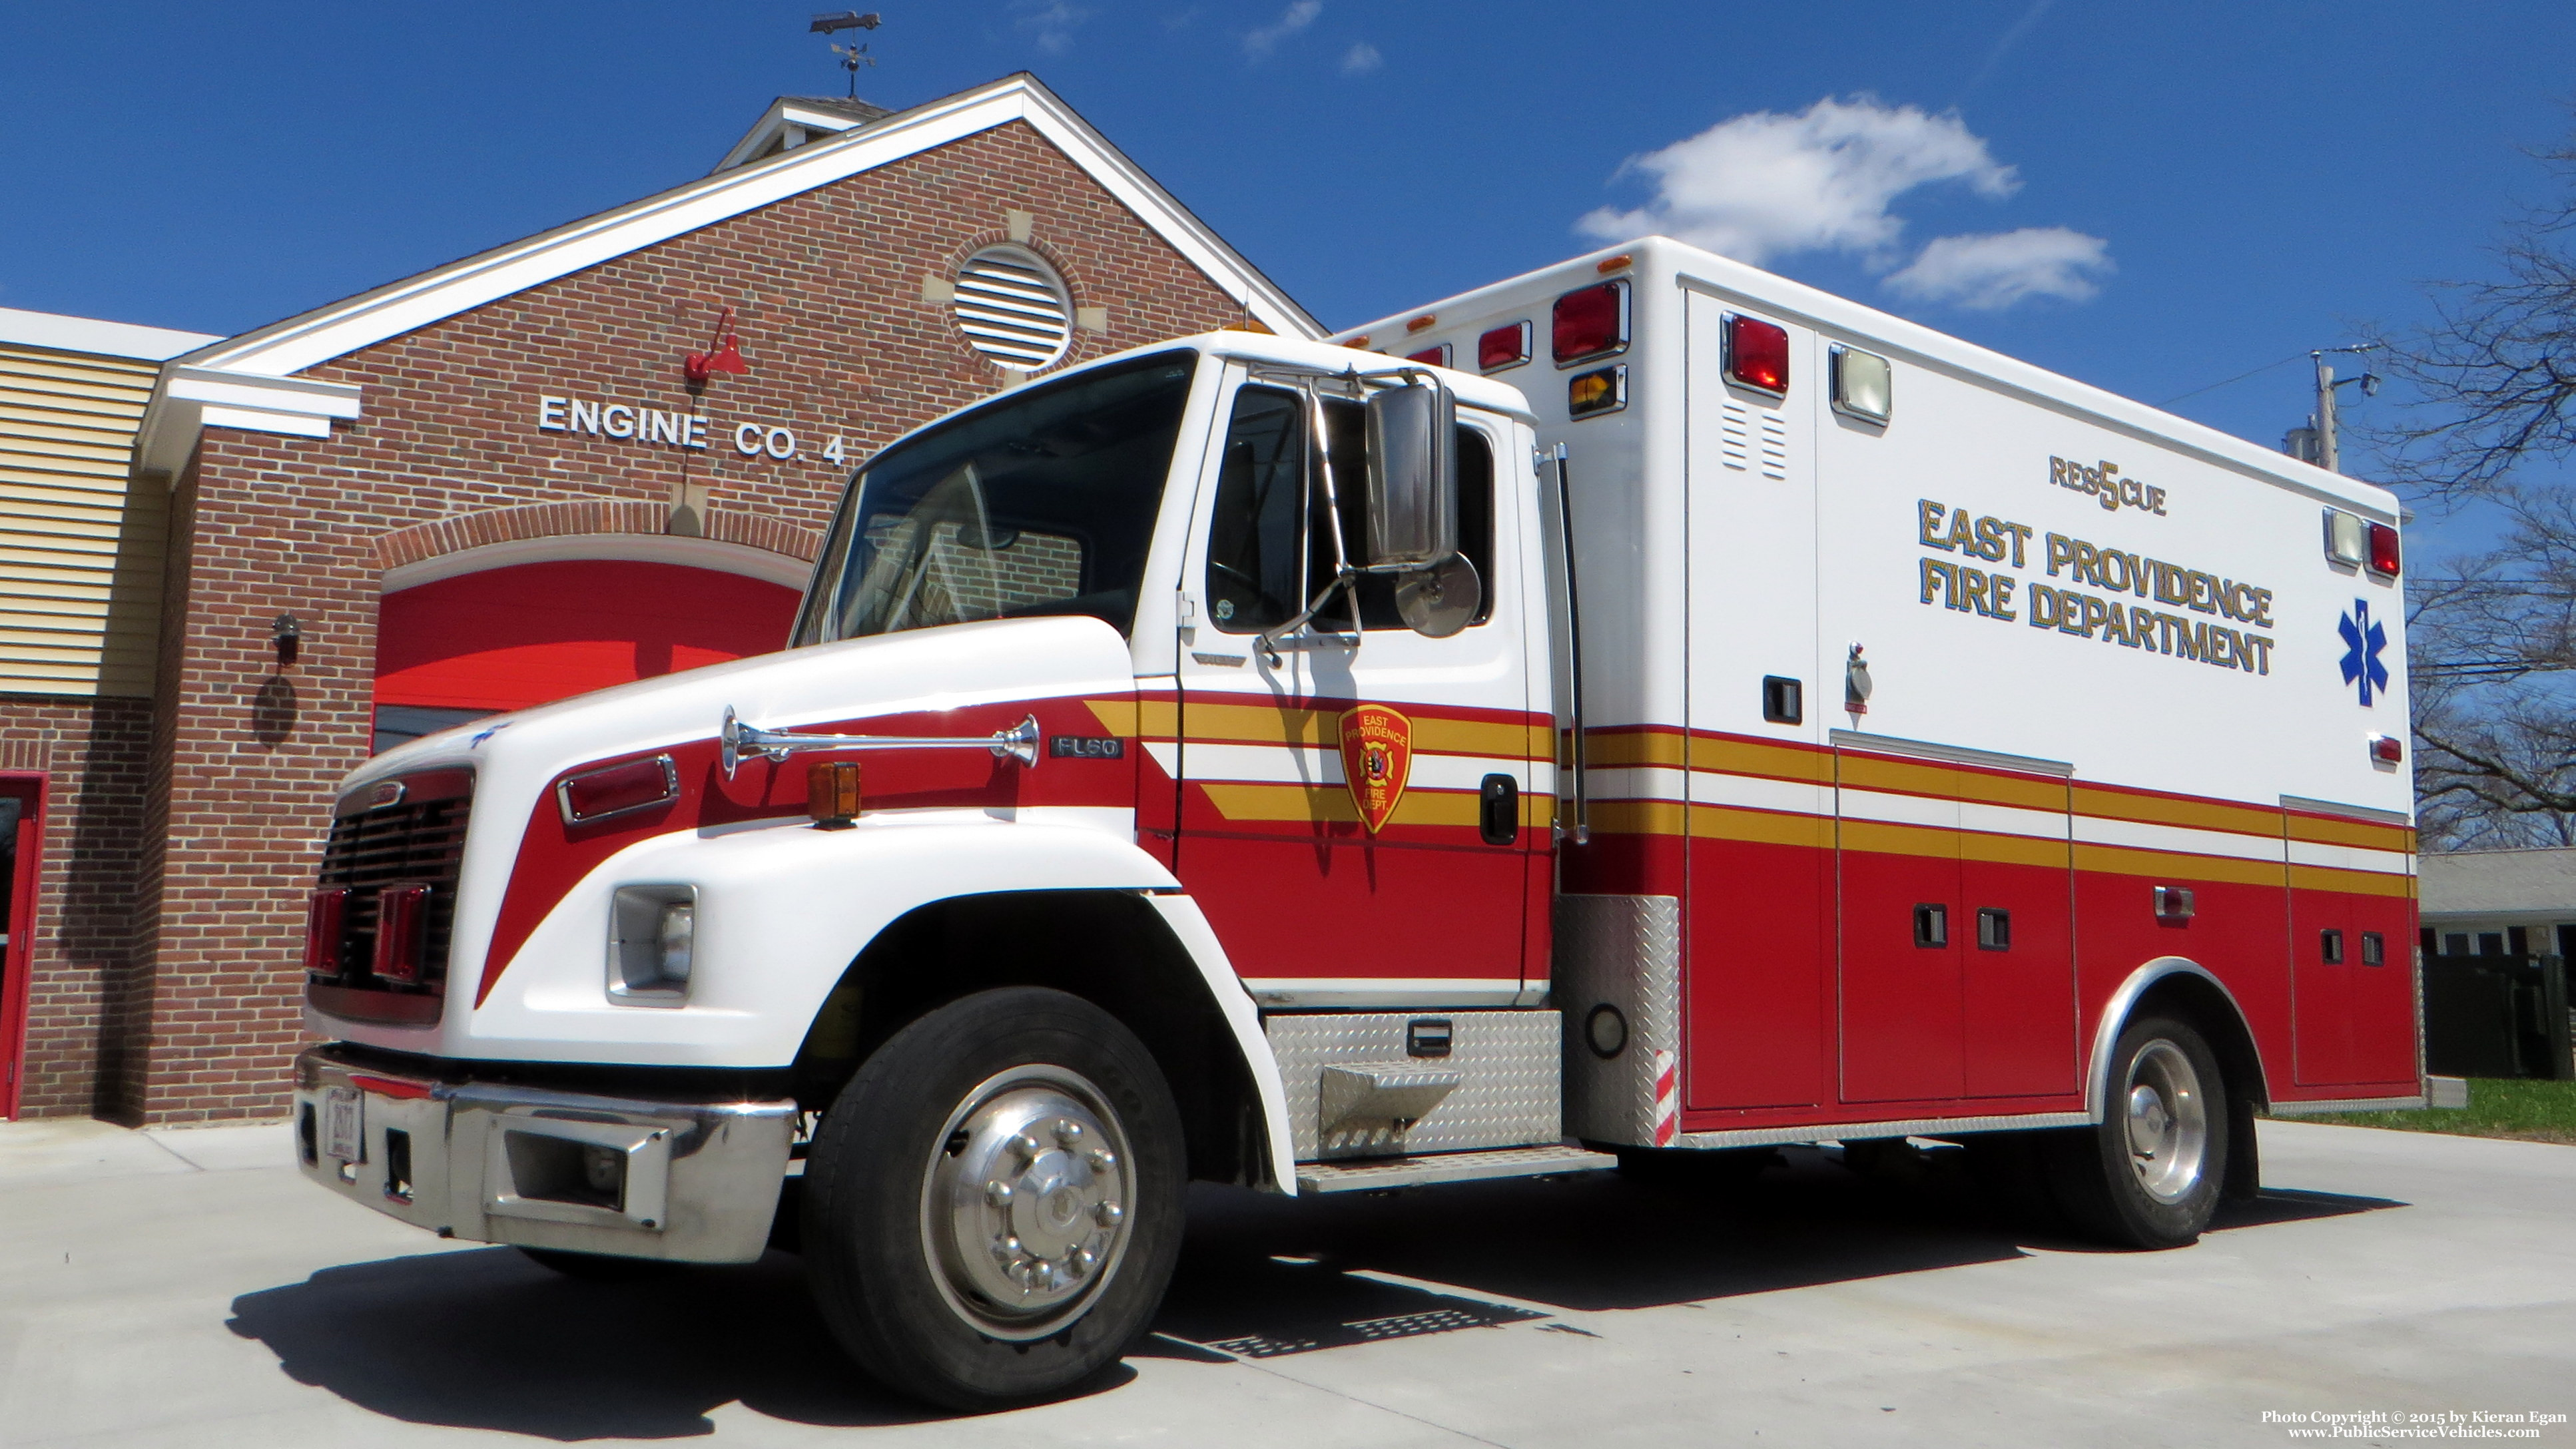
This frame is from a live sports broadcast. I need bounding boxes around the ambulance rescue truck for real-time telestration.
[293,236,2419,1409]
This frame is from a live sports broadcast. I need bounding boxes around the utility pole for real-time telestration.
[2285,346,2380,474]
[2314,352,2340,473]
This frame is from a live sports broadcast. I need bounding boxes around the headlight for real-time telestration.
[609,884,697,1006]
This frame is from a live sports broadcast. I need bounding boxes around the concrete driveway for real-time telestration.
[1,1115,2569,1447]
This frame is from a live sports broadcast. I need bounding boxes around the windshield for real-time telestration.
[793,352,1197,645]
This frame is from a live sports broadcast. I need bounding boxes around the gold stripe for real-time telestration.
[2073,841,2286,888]
[2070,784,2282,838]
[2290,862,2417,899]
[1588,729,1685,768]
[1589,798,1688,836]
[1166,699,1548,758]
[1837,816,2073,869]
[1684,734,1831,782]
[1835,752,2071,810]
[1686,802,1831,849]
[1195,781,1490,828]
[2286,813,2415,852]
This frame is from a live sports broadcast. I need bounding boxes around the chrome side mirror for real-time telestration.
[1363,382,1458,572]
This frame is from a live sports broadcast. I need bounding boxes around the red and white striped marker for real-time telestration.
[1651,1048,1678,1147]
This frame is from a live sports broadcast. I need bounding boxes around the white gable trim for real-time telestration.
[137,368,366,475]
[0,307,218,362]
[176,74,1315,382]
[139,75,1314,478]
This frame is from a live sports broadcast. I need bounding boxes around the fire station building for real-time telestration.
[0,74,1317,1123]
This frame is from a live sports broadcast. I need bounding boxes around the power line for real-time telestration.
[2154,352,2310,408]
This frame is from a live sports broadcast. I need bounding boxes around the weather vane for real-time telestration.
[809,11,882,99]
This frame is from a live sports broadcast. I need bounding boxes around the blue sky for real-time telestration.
[3,1,2571,514]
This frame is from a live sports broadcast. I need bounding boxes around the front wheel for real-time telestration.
[2047,1014,2229,1249]
[801,987,1185,1412]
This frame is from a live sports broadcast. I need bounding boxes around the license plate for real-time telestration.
[323,1085,365,1164]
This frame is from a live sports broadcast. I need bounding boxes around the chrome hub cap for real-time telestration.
[920,1064,1135,1340]
[2122,1039,2208,1205]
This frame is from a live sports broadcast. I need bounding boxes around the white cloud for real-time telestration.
[1882,226,2110,310]
[1244,0,1321,58]
[1340,41,1382,75]
[1014,0,1091,53]
[1577,96,2017,266]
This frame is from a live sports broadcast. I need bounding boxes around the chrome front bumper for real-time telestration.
[291,1046,797,1263]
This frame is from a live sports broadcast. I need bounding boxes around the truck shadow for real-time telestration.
[225,1147,2404,1435]
[1146,1145,2407,1356]
[224,1247,1000,1438]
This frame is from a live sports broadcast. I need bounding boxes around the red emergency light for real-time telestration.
[1552,280,1628,366]
[2370,734,2404,765]
[1407,343,1452,368]
[1478,321,1530,372]
[2367,522,2400,578]
[302,887,348,977]
[370,884,432,984]
[1726,314,1790,396]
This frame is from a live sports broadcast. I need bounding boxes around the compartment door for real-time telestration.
[1680,288,1831,1109]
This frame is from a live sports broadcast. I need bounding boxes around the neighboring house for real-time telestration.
[0,73,1319,1124]
[2417,846,2576,960]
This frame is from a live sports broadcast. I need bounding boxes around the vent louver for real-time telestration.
[953,247,1072,370]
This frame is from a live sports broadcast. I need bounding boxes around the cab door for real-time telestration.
[1172,374,1538,1003]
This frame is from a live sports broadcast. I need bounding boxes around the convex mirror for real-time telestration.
[1363,382,1458,573]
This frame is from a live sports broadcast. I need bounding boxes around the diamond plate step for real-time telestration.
[1293,1145,1615,1194]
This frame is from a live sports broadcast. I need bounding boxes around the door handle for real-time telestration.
[1478,774,1518,846]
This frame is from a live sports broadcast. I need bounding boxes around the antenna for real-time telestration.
[808,11,882,99]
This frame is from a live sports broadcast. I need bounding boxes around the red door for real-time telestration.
[0,775,47,1120]
[374,559,801,748]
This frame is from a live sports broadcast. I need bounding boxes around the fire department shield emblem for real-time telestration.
[1337,705,1413,835]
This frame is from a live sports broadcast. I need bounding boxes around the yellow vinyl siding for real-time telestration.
[0,342,166,697]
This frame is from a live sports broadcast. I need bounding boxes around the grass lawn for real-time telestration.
[2278,1078,2576,1146]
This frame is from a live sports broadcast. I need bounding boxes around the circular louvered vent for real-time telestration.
[953,246,1072,370]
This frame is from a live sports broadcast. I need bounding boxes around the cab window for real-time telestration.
[1204,384,1496,635]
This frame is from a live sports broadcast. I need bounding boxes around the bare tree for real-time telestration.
[2363,126,2576,848]
[2368,136,2576,500]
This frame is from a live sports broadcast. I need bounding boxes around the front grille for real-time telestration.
[307,768,472,1010]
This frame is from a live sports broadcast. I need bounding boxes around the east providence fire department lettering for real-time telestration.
[290,237,2417,1412]
[1916,498,2279,674]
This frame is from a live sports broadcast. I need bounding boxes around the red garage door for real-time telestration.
[373,559,801,750]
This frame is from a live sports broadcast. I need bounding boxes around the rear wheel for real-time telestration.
[802,987,1185,1411]
[2047,1014,2229,1249]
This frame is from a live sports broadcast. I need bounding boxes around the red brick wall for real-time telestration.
[115,118,1260,1122]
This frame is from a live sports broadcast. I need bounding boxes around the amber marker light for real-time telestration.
[1568,364,1627,418]
[1405,314,1438,333]
[809,760,862,828]
[1596,254,1632,274]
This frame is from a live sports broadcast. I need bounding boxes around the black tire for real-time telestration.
[2046,1014,2230,1249]
[515,1246,681,1281]
[801,986,1185,1412]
